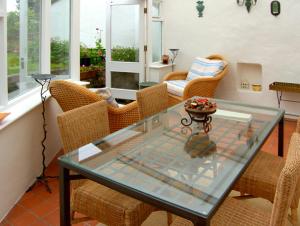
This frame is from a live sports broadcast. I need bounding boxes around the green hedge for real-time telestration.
[111,46,139,62]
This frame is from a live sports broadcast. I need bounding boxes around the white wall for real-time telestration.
[0,98,62,220]
[163,0,300,116]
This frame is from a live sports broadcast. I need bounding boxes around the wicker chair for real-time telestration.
[234,120,300,225]
[50,80,139,132]
[162,54,228,106]
[170,133,300,226]
[297,118,300,133]
[136,83,169,119]
[57,101,157,226]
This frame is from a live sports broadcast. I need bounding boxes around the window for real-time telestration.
[0,0,76,106]
[151,0,163,63]
[7,0,41,100]
[151,21,162,62]
[51,0,70,77]
[152,0,161,17]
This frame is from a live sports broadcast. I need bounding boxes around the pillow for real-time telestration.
[163,80,188,97]
[186,57,226,81]
[95,88,119,108]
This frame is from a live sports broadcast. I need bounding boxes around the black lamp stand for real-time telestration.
[28,74,57,193]
[169,48,179,72]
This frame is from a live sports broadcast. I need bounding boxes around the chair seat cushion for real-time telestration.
[164,80,188,97]
[234,151,285,202]
[72,180,157,226]
[186,57,226,81]
[171,197,271,226]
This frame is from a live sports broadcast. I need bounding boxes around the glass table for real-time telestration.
[59,98,284,226]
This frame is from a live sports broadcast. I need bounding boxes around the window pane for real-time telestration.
[111,72,139,90]
[51,0,70,77]
[111,5,139,62]
[152,0,161,17]
[7,0,40,100]
[152,21,162,62]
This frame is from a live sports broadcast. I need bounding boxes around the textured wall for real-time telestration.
[0,98,62,221]
[163,0,300,116]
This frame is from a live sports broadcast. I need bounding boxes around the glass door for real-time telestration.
[106,0,145,100]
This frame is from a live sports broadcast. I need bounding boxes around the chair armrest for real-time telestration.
[296,118,300,133]
[162,71,188,82]
[206,54,225,61]
[108,101,140,132]
[183,65,228,99]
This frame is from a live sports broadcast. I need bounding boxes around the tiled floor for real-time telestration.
[0,119,297,226]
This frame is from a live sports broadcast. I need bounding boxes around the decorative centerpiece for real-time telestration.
[181,98,217,133]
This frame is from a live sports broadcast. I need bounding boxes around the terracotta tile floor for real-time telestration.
[1,119,297,226]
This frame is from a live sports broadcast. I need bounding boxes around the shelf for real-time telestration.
[149,62,173,69]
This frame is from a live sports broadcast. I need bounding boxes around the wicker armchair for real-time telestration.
[50,80,139,132]
[170,133,300,226]
[136,83,169,119]
[162,54,228,106]
[57,101,157,225]
[297,117,300,133]
[234,131,300,224]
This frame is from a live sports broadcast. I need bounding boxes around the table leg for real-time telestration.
[278,116,284,157]
[60,165,71,226]
[193,218,209,226]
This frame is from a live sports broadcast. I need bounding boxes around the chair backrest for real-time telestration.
[270,133,300,226]
[57,100,110,153]
[49,80,103,112]
[136,83,168,119]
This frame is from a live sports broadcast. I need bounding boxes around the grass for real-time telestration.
[7,52,68,76]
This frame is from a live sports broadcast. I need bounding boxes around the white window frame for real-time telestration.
[70,0,80,81]
[0,0,8,106]
[41,0,51,74]
[0,0,79,108]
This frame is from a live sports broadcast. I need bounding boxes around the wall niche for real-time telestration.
[237,62,262,92]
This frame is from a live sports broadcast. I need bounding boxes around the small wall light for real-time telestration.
[237,0,257,13]
[271,1,280,16]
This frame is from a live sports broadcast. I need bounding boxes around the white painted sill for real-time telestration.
[0,87,46,130]
[149,62,174,69]
[0,79,90,131]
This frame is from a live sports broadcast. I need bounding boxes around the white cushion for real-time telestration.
[94,87,119,108]
[164,80,188,97]
[186,57,226,81]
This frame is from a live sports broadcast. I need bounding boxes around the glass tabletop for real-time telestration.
[59,98,284,219]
